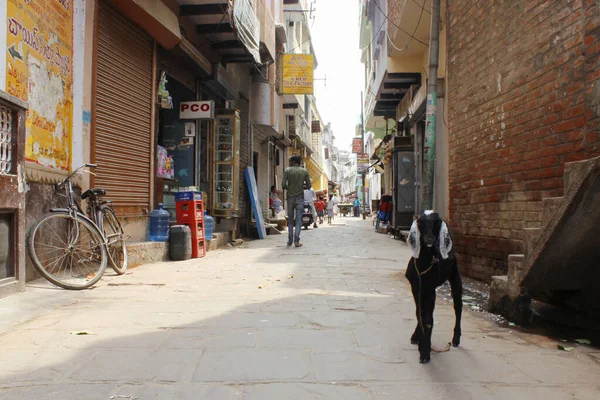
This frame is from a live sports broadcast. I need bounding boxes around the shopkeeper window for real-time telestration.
[156,75,197,219]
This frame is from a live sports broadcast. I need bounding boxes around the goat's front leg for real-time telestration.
[449,270,463,347]
[410,286,421,345]
[418,289,436,364]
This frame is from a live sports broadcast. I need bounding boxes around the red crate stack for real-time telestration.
[175,199,206,258]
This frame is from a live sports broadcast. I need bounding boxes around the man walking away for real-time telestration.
[303,187,318,228]
[326,194,335,224]
[331,193,340,217]
[282,155,311,247]
[315,196,326,224]
[353,197,361,217]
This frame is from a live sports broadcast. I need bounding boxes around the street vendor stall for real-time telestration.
[337,203,353,217]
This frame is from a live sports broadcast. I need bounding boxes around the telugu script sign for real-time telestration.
[6,0,73,170]
[282,54,314,95]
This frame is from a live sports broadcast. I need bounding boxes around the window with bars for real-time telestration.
[0,105,13,175]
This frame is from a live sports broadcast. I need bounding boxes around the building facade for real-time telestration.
[0,0,330,297]
[360,0,600,296]
[446,0,600,281]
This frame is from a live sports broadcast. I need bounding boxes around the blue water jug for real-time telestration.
[149,203,170,242]
[204,210,214,241]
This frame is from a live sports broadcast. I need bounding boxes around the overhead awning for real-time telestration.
[374,72,421,117]
[179,0,264,64]
[177,37,212,76]
[112,0,181,49]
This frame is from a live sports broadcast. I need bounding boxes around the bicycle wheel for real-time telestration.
[27,212,107,290]
[101,206,128,274]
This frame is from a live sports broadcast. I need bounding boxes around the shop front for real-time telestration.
[154,77,243,224]
[92,0,157,241]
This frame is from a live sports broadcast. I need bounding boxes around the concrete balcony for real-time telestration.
[283,0,308,12]
[179,0,264,63]
[111,0,181,49]
[258,1,276,62]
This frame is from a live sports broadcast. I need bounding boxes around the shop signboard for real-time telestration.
[357,152,369,173]
[7,0,74,171]
[180,101,215,119]
[352,138,363,153]
[282,54,314,95]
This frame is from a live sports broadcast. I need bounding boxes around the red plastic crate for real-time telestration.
[191,238,206,258]
[190,223,204,241]
[176,200,204,224]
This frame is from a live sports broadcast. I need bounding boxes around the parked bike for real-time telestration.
[27,164,128,290]
[301,202,314,230]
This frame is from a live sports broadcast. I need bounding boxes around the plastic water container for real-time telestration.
[204,211,214,241]
[149,203,170,242]
[169,225,192,261]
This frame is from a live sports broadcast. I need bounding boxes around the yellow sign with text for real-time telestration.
[282,54,314,95]
[6,0,73,171]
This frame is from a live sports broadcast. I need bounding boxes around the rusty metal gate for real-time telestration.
[92,0,153,216]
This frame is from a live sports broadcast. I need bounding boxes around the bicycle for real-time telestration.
[27,163,128,289]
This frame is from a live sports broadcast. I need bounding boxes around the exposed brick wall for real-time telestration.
[446,0,600,281]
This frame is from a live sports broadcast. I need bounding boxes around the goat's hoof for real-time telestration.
[419,356,431,364]
[452,338,460,347]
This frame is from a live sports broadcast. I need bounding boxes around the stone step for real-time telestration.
[126,241,168,268]
[564,157,597,193]
[523,228,542,256]
[507,254,525,297]
[541,197,564,227]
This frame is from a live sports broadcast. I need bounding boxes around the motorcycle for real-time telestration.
[301,202,314,230]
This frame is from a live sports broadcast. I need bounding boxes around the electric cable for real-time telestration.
[373,0,429,47]
[410,0,446,24]
[360,0,400,61]
[387,0,426,53]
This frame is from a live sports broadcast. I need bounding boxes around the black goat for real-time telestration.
[405,211,463,364]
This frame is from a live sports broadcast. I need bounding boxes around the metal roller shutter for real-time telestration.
[93,0,153,216]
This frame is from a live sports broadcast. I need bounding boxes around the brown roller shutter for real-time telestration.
[93,0,153,216]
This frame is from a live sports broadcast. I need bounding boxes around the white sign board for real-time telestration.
[179,101,215,119]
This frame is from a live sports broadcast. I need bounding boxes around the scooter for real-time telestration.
[301,202,314,230]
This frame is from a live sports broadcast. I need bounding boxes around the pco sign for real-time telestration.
[179,101,215,119]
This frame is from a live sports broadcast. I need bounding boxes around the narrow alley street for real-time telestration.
[1,218,600,399]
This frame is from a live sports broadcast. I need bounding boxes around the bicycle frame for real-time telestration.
[54,163,126,251]
[53,164,106,247]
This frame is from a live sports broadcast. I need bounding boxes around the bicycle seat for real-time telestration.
[81,188,106,200]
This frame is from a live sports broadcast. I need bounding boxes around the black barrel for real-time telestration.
[169,225,192,261]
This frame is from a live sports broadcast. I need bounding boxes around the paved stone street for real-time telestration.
[1,217,599,399]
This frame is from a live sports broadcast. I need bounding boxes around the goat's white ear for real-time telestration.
[407,220,420,259]
[439,221,453,259]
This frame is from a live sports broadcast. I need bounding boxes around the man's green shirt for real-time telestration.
[282,166,311,197]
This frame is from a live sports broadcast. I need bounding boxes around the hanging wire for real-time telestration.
[372,0,429,47]
[387,0,426,53]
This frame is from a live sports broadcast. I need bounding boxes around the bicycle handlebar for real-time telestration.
[57,163,98,188]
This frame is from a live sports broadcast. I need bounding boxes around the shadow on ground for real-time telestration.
[1,218,599,399]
